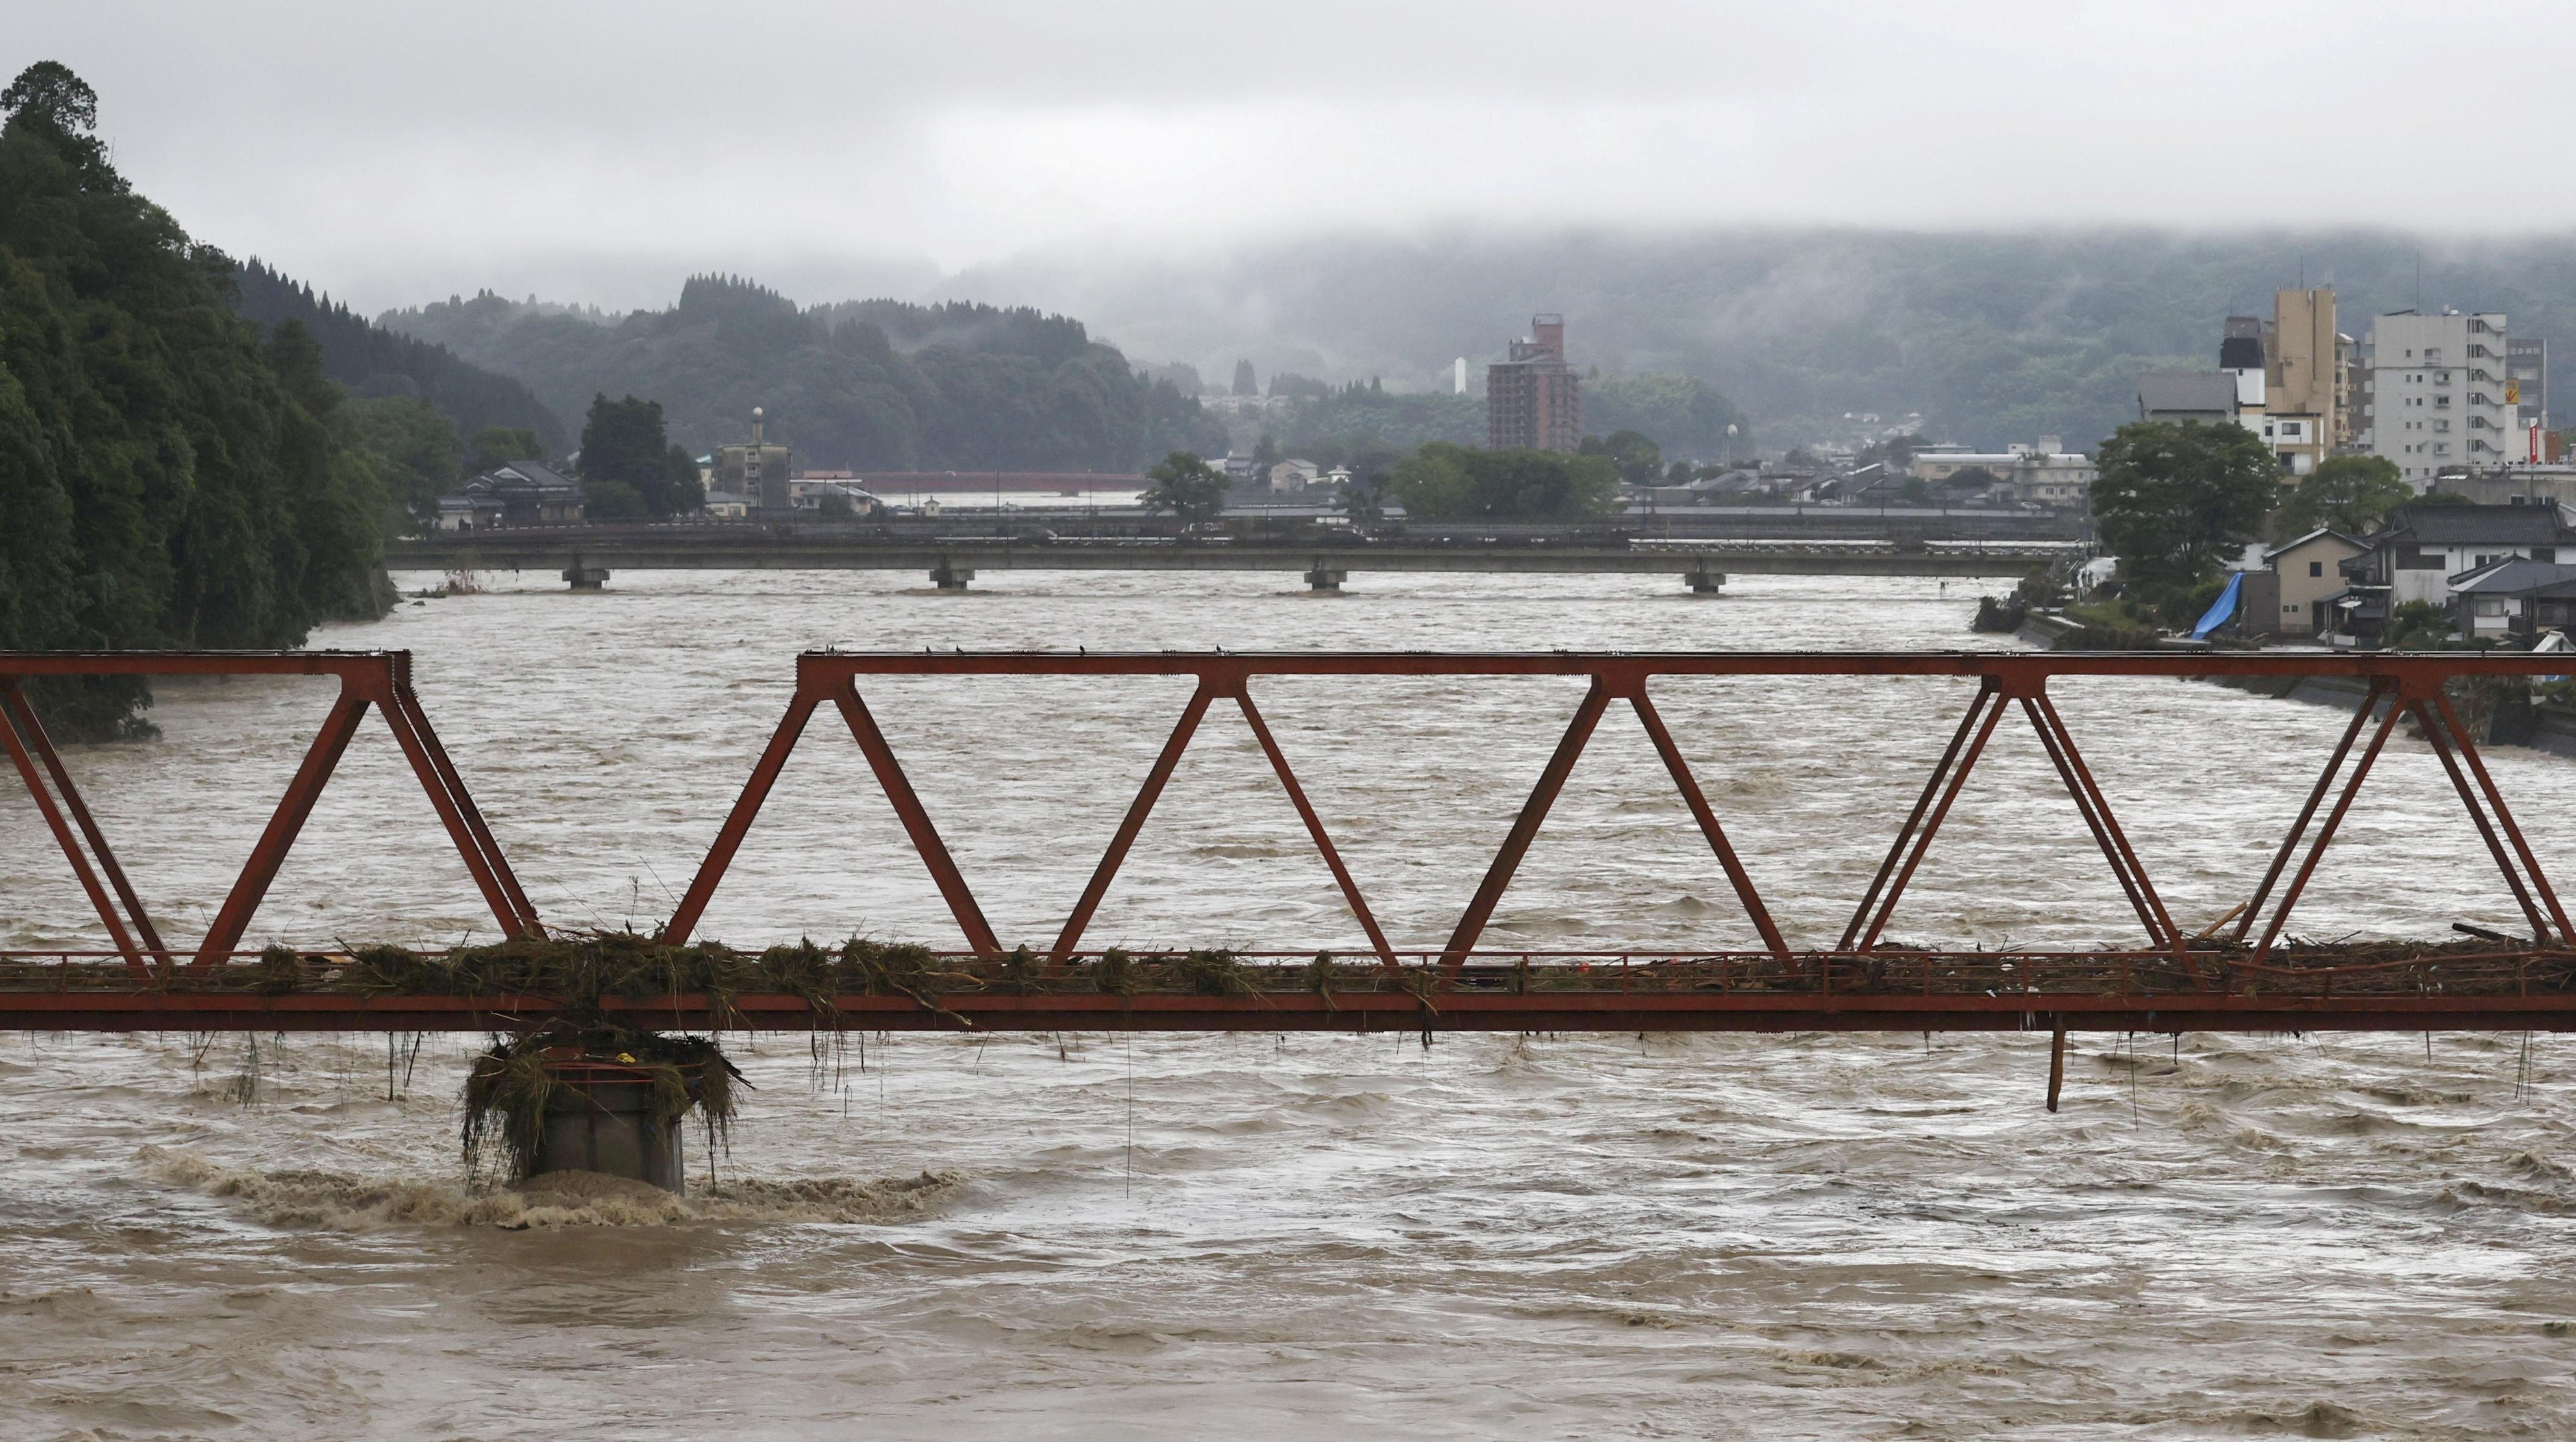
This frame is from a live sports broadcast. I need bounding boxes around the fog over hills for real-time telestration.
[948,228,2576,454]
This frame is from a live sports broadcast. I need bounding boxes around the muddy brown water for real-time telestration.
[5,570,2575,1438]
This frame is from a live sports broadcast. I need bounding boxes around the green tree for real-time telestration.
[1858,432,1924,473]
[0,62,390,737]
[2092,421,2279,597]
[1578,429,1663,486]
[1141,451,1229,525]
[2273,454,2407,537]
[340,395,464,532]
[1581,373,1749,460]
[1940,464,2000,492]
[578,393,699,516]
[2384,599,2457,651]
[1387,443,1621,520]
[0,62,118,190]
[465,425,545,475]
[1336,470,1391,525]
[1897,478,1935,505]
[1232,359,1257,397]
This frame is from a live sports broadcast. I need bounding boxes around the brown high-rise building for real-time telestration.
[1486,314,1580,451]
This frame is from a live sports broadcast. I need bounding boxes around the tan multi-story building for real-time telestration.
[717,406,793,512]
[2262,288,2340,476]
[1486,314,1581,452]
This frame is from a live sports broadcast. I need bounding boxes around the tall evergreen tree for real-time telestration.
[0,62,390,736]
[578,393,700,517]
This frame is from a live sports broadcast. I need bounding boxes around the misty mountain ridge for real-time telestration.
[230,260,567,451]
[940,226,2576,453]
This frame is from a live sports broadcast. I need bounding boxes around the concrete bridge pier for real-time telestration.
[534,1059,685,1193]
[930,561,975,591]
[1685,564,1727,595]
[562,558,612,590]
[1304,566,1348,593]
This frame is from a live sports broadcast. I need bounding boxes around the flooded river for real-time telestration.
[6,570,2576,1437]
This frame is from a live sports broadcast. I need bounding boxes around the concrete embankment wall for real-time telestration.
[2197,672,2576,761]
[2009,610,2576,760]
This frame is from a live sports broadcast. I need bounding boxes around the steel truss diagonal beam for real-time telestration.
[0,653,537,969]
[1841,675,2186,963]
[2234,678,2571,960]
[0,682,164,978]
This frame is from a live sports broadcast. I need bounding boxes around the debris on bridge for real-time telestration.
[6,930,2573,1021]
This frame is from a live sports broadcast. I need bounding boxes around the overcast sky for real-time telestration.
[17,1,2576,313]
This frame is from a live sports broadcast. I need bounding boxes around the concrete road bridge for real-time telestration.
[386,530,2083,591]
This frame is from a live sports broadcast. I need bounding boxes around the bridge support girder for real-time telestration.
[1685,566,1726,594]
[930,562,974,591]
[1305,567,1348,593]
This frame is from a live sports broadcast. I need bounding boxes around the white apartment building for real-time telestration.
[2365,310,2516,490]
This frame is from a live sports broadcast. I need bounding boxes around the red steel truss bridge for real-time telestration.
[5,648,2575,1046]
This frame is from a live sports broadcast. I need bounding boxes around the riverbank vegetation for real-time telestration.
[1387,443,1622,521]
[0,64,393,738]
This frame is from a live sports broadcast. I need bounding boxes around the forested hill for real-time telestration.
[231,261,566,453]
[384,277,1225,471]
[0,62,390,738]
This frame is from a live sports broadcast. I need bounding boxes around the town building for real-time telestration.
[1265,458,1324,493]
[701,490,752,519]
[2135,371,2244,427]
[1487,314,1581,452]
[2508,336,2549,438]
[432,460,584,530]
[2449,558,2576,642]
[717,406,793,512]
[2259,528,2366,636]
[2130,290,2343,477]
[787,478,885,516]
[2322,502,2576,645]
[2362,311,2516,490]
[2455,464,2576,508]
[1907,440,2097,506]
[2262,288,2341,476]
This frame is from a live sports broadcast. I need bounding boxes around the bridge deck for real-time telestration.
[8,948,2568,1034]
[387,537,2072,578]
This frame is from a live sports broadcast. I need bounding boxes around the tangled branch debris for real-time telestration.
[460,1021,744,1184]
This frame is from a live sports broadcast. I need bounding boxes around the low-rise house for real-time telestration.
[2448,559,2576,641]
[432,461,584,528]
[1266,458,1322,492]
[702,489,752,519]
[787,478,885,516]
[2260,528,2366,636]
[2323,502,2576,645]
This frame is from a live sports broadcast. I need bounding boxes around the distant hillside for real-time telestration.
[381,276,1224,471]
[230,261,565,452]
[950,228,2576,453]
